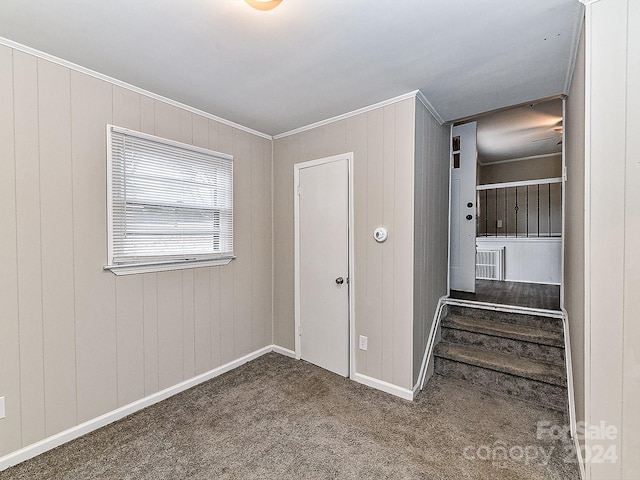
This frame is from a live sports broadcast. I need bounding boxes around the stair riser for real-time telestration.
[447,305,563,333]
[434,357,568,413]
[441,327,565,366]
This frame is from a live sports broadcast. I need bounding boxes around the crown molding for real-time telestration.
[0,36,273,140]
[563,5,586,95]
[274,90,444,139]
[0,37,448,142]
[416,90,445,125]
[273,91,418,139]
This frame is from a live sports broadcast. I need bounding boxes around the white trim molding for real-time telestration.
[418,296,448,391]
[444,298,564,319]
[274,90,444,139]
[0,37,451,142]
[416,90,445,125]
[293,153,355,378]
[476,176,563,191]
[105,257,234,275]
[0,36,272,140]
[0,345,289,472]
[272,345,296,358]
[563,7,586,96]
[561,308,586,480]
[352,373,415,401]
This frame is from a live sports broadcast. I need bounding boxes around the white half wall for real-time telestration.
[476,237,562,285]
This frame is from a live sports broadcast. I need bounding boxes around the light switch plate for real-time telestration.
[0,396,5,419]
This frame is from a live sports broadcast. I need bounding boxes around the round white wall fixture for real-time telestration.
[373,227,388,243]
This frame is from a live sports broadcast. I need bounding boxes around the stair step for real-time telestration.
[447,304,563,333]
[442,315,564,347]
[433,356,568,412]
[441,325,565,366]
[434,342,566,387]
[442,314,564,347]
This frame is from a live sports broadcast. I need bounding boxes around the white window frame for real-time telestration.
[104,125,234,275]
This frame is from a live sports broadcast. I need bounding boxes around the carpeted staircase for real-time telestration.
[433,304,567,412]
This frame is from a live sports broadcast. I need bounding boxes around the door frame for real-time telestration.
[447,124,453,294]
[448,121,478,294]
[560,97,566,310]
[447,102,567,298]
[293,152,356,378]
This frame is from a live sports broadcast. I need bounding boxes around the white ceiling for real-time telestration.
[474,98,564,164]
[0,0,584,136]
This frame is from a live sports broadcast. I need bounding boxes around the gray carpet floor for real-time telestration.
[450,280,561,310]
[1,353,580,479]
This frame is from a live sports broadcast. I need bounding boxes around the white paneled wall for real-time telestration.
[273,97,448,391]
[0,43,450,463]
[0,45,272,457]
[582,1,640,478]
[565,18,585,467]
[273,100,417,390]
[413,100,450,385]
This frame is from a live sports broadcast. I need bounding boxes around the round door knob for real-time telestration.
[335,277,344,285]
[466,214,473,220]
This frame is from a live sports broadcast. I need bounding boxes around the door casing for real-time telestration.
[449,121,478,293]
[294,152,355,378]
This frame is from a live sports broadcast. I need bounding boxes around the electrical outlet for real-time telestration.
[497,219,503,228]
[0,396,5,419]
[359,335,368,351]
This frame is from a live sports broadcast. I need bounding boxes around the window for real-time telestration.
[452,135,461,169]
[105,125,234,275]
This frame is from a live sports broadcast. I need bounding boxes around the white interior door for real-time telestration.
[295,156,350,377]
[450,122,478,293]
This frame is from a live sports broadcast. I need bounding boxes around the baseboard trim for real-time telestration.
[2,346,417,470]
[351,373,414,401]
[574,434,586,480]
[271,345,296,358]
[418,296,448,391]
[0,345,277,472]
[561,308,586,480]
[412,381,421,399]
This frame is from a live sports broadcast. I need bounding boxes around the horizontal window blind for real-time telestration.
[107,125,233,265]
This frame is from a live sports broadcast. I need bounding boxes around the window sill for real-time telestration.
[104,256,235,276]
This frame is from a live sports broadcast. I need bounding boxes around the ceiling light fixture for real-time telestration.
[244,0,282,11]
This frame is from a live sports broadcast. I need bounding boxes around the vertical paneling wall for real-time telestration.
[564,23,585,463]
[0,45,272,457]
[412,101,450,385]
[273,98,418,390]
[584,1,640,478]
